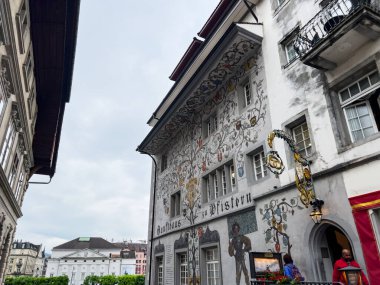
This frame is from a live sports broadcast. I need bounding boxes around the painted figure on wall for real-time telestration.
[228,222,252,285]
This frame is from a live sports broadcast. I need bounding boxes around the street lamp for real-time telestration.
[310,199,324,224]
[339,265,363,285]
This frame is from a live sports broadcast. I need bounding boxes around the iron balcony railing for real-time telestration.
[251,281,344,285]
[294,0,380,58]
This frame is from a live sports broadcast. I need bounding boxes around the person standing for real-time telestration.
[228,222,252,285]
[332,249,369,285]
[283,254,304,281]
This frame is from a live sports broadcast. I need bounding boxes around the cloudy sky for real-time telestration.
[15,0,219,252]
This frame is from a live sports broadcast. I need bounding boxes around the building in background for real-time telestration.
[138,0,380,284]
[0,0,80,283]
[46,237,143,285]
[5,240,45,277]
[115,241,147,275]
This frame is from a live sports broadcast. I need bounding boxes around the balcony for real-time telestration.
[294,0,380,70]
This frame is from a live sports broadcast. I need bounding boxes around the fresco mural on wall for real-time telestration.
[154,40,268,285]
[259,198,304,255]
[227,210,258,239]
[228,222,252,285]
[156,48,268,221]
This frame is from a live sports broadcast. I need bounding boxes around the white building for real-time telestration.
[0,0,79,283]
[46,237,136,285]
[138,0,380,284]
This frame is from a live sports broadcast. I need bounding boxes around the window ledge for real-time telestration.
[337,132,380,154]
[273,0,291,17]
[282,57,299,69]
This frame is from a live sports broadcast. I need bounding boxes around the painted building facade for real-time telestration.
[0,0,80,283]
[5,241,45,277]
[46,237,138,285]
[138,0,380,284]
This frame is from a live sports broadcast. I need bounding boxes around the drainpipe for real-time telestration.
[137,150,157,285]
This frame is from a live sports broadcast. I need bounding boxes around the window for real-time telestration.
[243,82,252,107]
[81,272,85,280]
[161,154,167,172]
[292,121,312,157]
[338,70,380,143]
[203,113,218,138]
[0,120,16,170]
[178,253,188,285]
[16,1,28,53]
[0,12,8,45]
[370,208,380,252]
[23,49,33,91]
[170,191,181,218]
[285,40,297,64]
[8,153,20,188]
[156,256,164,285]
[205,248,220,285]
[203,161,236,203]
[253,150,268,181]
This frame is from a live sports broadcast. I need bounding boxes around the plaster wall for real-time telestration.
[342,159,380,197]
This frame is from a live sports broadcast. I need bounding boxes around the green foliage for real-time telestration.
[5,276,69,285]
[83,275,144,285]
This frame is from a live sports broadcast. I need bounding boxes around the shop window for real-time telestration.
[170,191,181,218]
[338,70,380,143]
[203,161,236,203]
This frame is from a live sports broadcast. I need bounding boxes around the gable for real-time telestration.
[61,248,108,259]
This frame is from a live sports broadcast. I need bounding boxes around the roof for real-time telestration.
[53,237,122,250]
[197,0,238,39]
[12,241,41,252]
[29,0,81,177]
[113,242,147,252]
[169,38,203,82]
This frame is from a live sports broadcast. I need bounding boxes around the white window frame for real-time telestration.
[369,208,380,252]
[156,256,164,285]
[205,248,220,285]
[0,120,16,171]
[285,40,297,64]
[8,152,21,188]
[292,121,313,157]
[244,82,252,107]
[343,101,378,143]
[230,164,236,191]
[203,161,236,203]
[178,253,188,285]
[204,113,218,138]
[253,151,268,180]
[339,70,380,106]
